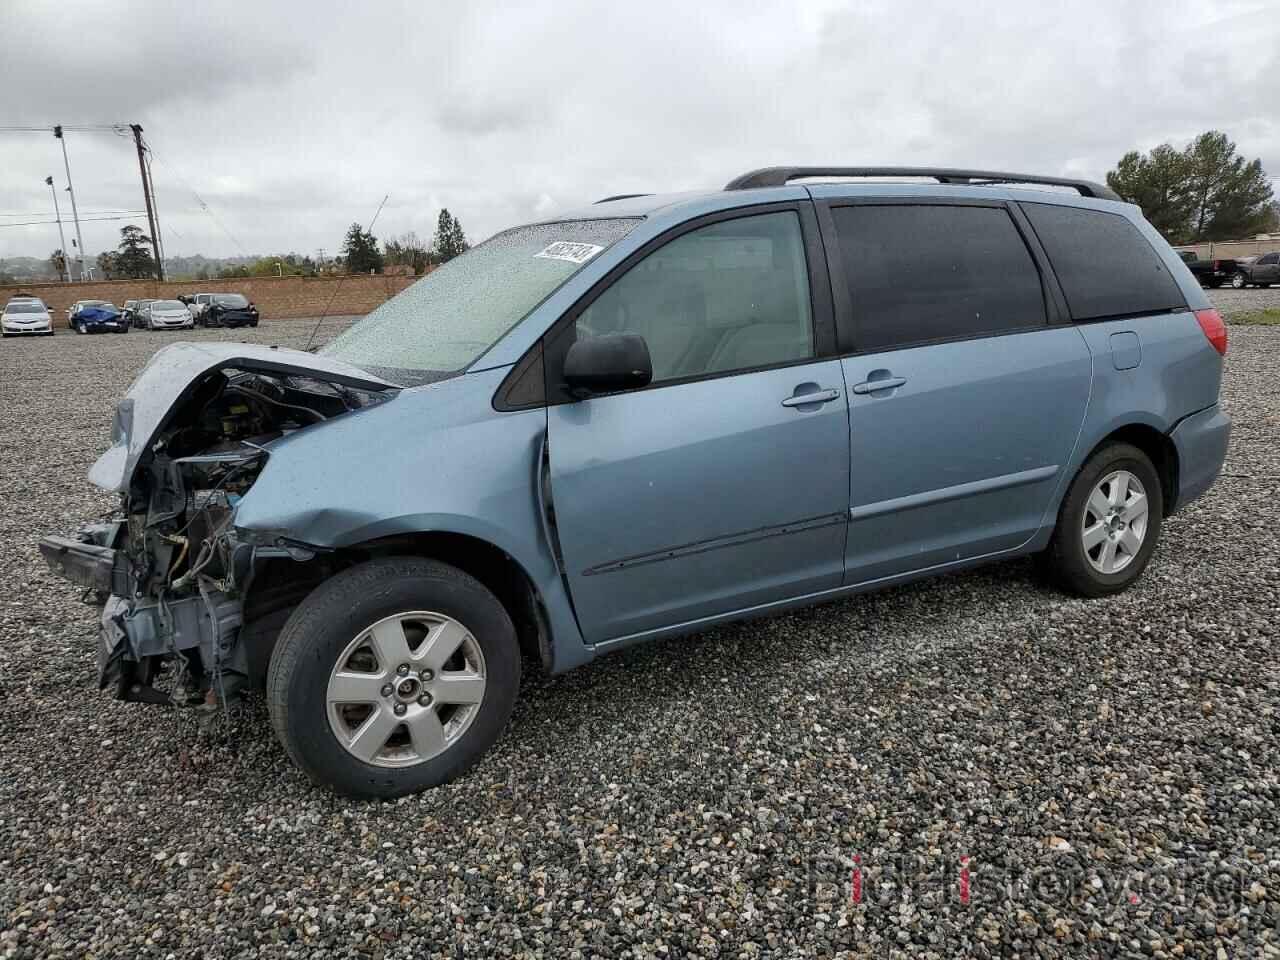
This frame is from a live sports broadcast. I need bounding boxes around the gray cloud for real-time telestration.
[1,0,1277,262]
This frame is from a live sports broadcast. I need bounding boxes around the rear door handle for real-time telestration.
[781,387,841,408]
[851,376,907,395]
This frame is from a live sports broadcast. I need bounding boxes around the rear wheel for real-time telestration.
[1043,442,1163,597]
[267,557,520,798]
[1230,272,1247,289]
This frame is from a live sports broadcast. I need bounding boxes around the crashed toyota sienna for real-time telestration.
[41,167,1231,798]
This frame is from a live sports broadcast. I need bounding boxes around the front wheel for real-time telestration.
[1043,442,1163,597]
[267,557,520,798]
[1230,273,1247,289]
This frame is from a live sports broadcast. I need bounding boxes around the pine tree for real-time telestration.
[115,225,157,279]
[342,222,384,274]
[433,209,469,263]
[1106,131,1275,243]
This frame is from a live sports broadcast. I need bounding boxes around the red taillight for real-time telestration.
[1212,259,1221,270]
[1195,308,1227,356]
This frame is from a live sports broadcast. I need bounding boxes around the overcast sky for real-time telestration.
[1,0,1277,262]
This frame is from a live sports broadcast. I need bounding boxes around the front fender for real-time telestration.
[232,367,592,672]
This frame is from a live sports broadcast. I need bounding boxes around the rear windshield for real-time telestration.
[1021,203,1186,321]
[214,294,249,307]
[4,302,45,314]
[322,217,639,384]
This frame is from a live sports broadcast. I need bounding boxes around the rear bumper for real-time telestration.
[1169,404,1231,512]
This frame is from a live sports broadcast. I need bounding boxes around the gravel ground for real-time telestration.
[1208,284,1280,320]
[1,311,1278,959]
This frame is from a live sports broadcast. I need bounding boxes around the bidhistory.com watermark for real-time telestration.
[788,849,1273,919]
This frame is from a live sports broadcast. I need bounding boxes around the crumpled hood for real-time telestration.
[88,341,397,492]
[79,307,120,322]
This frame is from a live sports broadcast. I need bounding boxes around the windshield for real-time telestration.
[321,218,638,383]
[214,294,248,307]
[5,302,45,314]
[81,301,108,308]
[153,300,185,310]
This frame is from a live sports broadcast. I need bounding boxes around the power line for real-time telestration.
[0,124,131,133]
[140,134,251,256]
[0,209,145,217]
[0,214,149,229]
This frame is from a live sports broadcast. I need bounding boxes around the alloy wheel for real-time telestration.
[325,611,487,767]
[1081,470,1149,574]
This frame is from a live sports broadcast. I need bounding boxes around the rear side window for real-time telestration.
[1021,203,1185,321]
[830,204,1046,352]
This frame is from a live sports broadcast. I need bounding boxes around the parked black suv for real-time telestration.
[201,293,260,327]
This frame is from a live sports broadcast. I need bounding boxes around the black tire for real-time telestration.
[1230,273,1246,289]
[1043,442,1163,598]
[267,556,520,798]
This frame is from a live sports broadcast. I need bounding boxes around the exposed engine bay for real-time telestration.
[40,352,395,708]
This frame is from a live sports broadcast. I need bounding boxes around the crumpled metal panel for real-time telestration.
[86,342,397,493]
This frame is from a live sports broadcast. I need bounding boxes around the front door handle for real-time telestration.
[851,375,907,395]
[781,387,841,408]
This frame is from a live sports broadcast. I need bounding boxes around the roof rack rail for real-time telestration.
[594,193,652,204]
[724,166,1121,202]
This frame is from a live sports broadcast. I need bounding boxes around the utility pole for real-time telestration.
[130,124,165,281]
[45,176,70,282]
[53,126,87,281]
[146,150,166,269]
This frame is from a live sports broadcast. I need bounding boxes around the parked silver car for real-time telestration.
[141,299,194,330]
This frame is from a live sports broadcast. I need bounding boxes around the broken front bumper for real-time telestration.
[39,533,129,596]
[39,530,245,703]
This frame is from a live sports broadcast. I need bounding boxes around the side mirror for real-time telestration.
[563,333,652,397]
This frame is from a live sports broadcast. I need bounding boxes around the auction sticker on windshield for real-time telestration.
[535,241,604,264]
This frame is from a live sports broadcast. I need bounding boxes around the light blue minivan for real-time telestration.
[41,167,1230,797]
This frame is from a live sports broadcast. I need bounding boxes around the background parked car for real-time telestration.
[68,301,128,334]
[200,293,259,328]
[123,299,156,328]
[179,293,215,322]
[67,300,108,328]
[2,297,54,337]
[1176,250,1238,288]
[141,299,194,330]
[1230,251,1279,288]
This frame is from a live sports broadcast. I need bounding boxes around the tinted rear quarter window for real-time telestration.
[830,203,1047,352]
[1020,202,1185,321]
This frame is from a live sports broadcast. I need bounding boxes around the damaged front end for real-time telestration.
[40,342,397,706]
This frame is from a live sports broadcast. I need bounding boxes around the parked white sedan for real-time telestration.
[2,298,54,337]
[142,299,194,330]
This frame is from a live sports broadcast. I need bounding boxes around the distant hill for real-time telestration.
[0,253,264,283]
